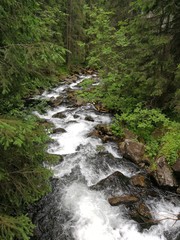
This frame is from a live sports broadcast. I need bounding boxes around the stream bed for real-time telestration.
[31,74,180,240]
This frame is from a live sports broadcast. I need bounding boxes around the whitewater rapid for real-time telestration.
[32,74,180,240]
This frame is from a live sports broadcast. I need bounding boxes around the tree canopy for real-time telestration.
[0,0,179,239]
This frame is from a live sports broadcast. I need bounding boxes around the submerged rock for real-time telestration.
[129,202,155,229]
[52,112,66,118]
[52,128,66,134]
[85,115,94,122]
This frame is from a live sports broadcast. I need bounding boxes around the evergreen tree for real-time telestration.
[85,0,180,116]
[0,1,64,238]
[65,0,86,69]
[0,0,66,113]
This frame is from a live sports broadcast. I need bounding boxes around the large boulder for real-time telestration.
[152,157,178,188]
[119,139,145,165]
[90,171,131,193]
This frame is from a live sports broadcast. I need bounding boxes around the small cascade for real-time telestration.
[31,74,180,240]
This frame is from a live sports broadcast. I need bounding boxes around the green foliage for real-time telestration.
[0,117,56,209]
[0,116,57,239]
[159,122,180,165]
[113,107,169,140]
[85,1,180,115]
[111,116,125,138]
[111,107,180,165]
[78,78,94,89]
[84,5,116,69]
[0,215,34,240]
[0,0,66,112]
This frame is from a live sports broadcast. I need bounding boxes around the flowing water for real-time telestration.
[32,74,180,240]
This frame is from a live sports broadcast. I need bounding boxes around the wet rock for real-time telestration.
[74,114,79,119]
[119,139,145,165]
[137,203,152,219]
[66,75,78,83]
[130,174,147,188]
[87,129,99,139]
[94,103,109,113]
[66,90,85,107]
[90,124,117,142]
[48,96,63,107]
[152,157,178,187]
[172,159,180,174]
[67,120,77,124]
[95,124,111,135]
[177,187,180,194]
[52,112,66,119]
[85,115,94,122]
[129,203,155,229]
[86,69,94,75]
[52,128,66,134]
[90,171,130,193]
[108,195,139,206]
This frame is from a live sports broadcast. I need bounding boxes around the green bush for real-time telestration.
[111,107,180,165]
[159,122,180,165]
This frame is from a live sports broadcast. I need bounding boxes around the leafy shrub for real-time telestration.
[113,107,169,140]
[78,78,95,89]
[159,122,180,165]
[111,107,180,165]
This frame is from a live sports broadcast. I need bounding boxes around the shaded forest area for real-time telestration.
[0,0,179,239]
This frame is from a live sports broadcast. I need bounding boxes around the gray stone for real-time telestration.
[119,139,145,164]
[152,156,178,187]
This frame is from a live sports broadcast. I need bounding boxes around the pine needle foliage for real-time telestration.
[0,117,56,239]
[0,1,64,239]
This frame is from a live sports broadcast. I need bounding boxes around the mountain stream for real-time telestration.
[32,74,180,240]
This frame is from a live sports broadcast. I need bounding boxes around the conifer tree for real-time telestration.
[0,1,64,238]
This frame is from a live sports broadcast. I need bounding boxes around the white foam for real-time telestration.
[48,122,92,155]
[62,183,166,240]
[34,74,180,240]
